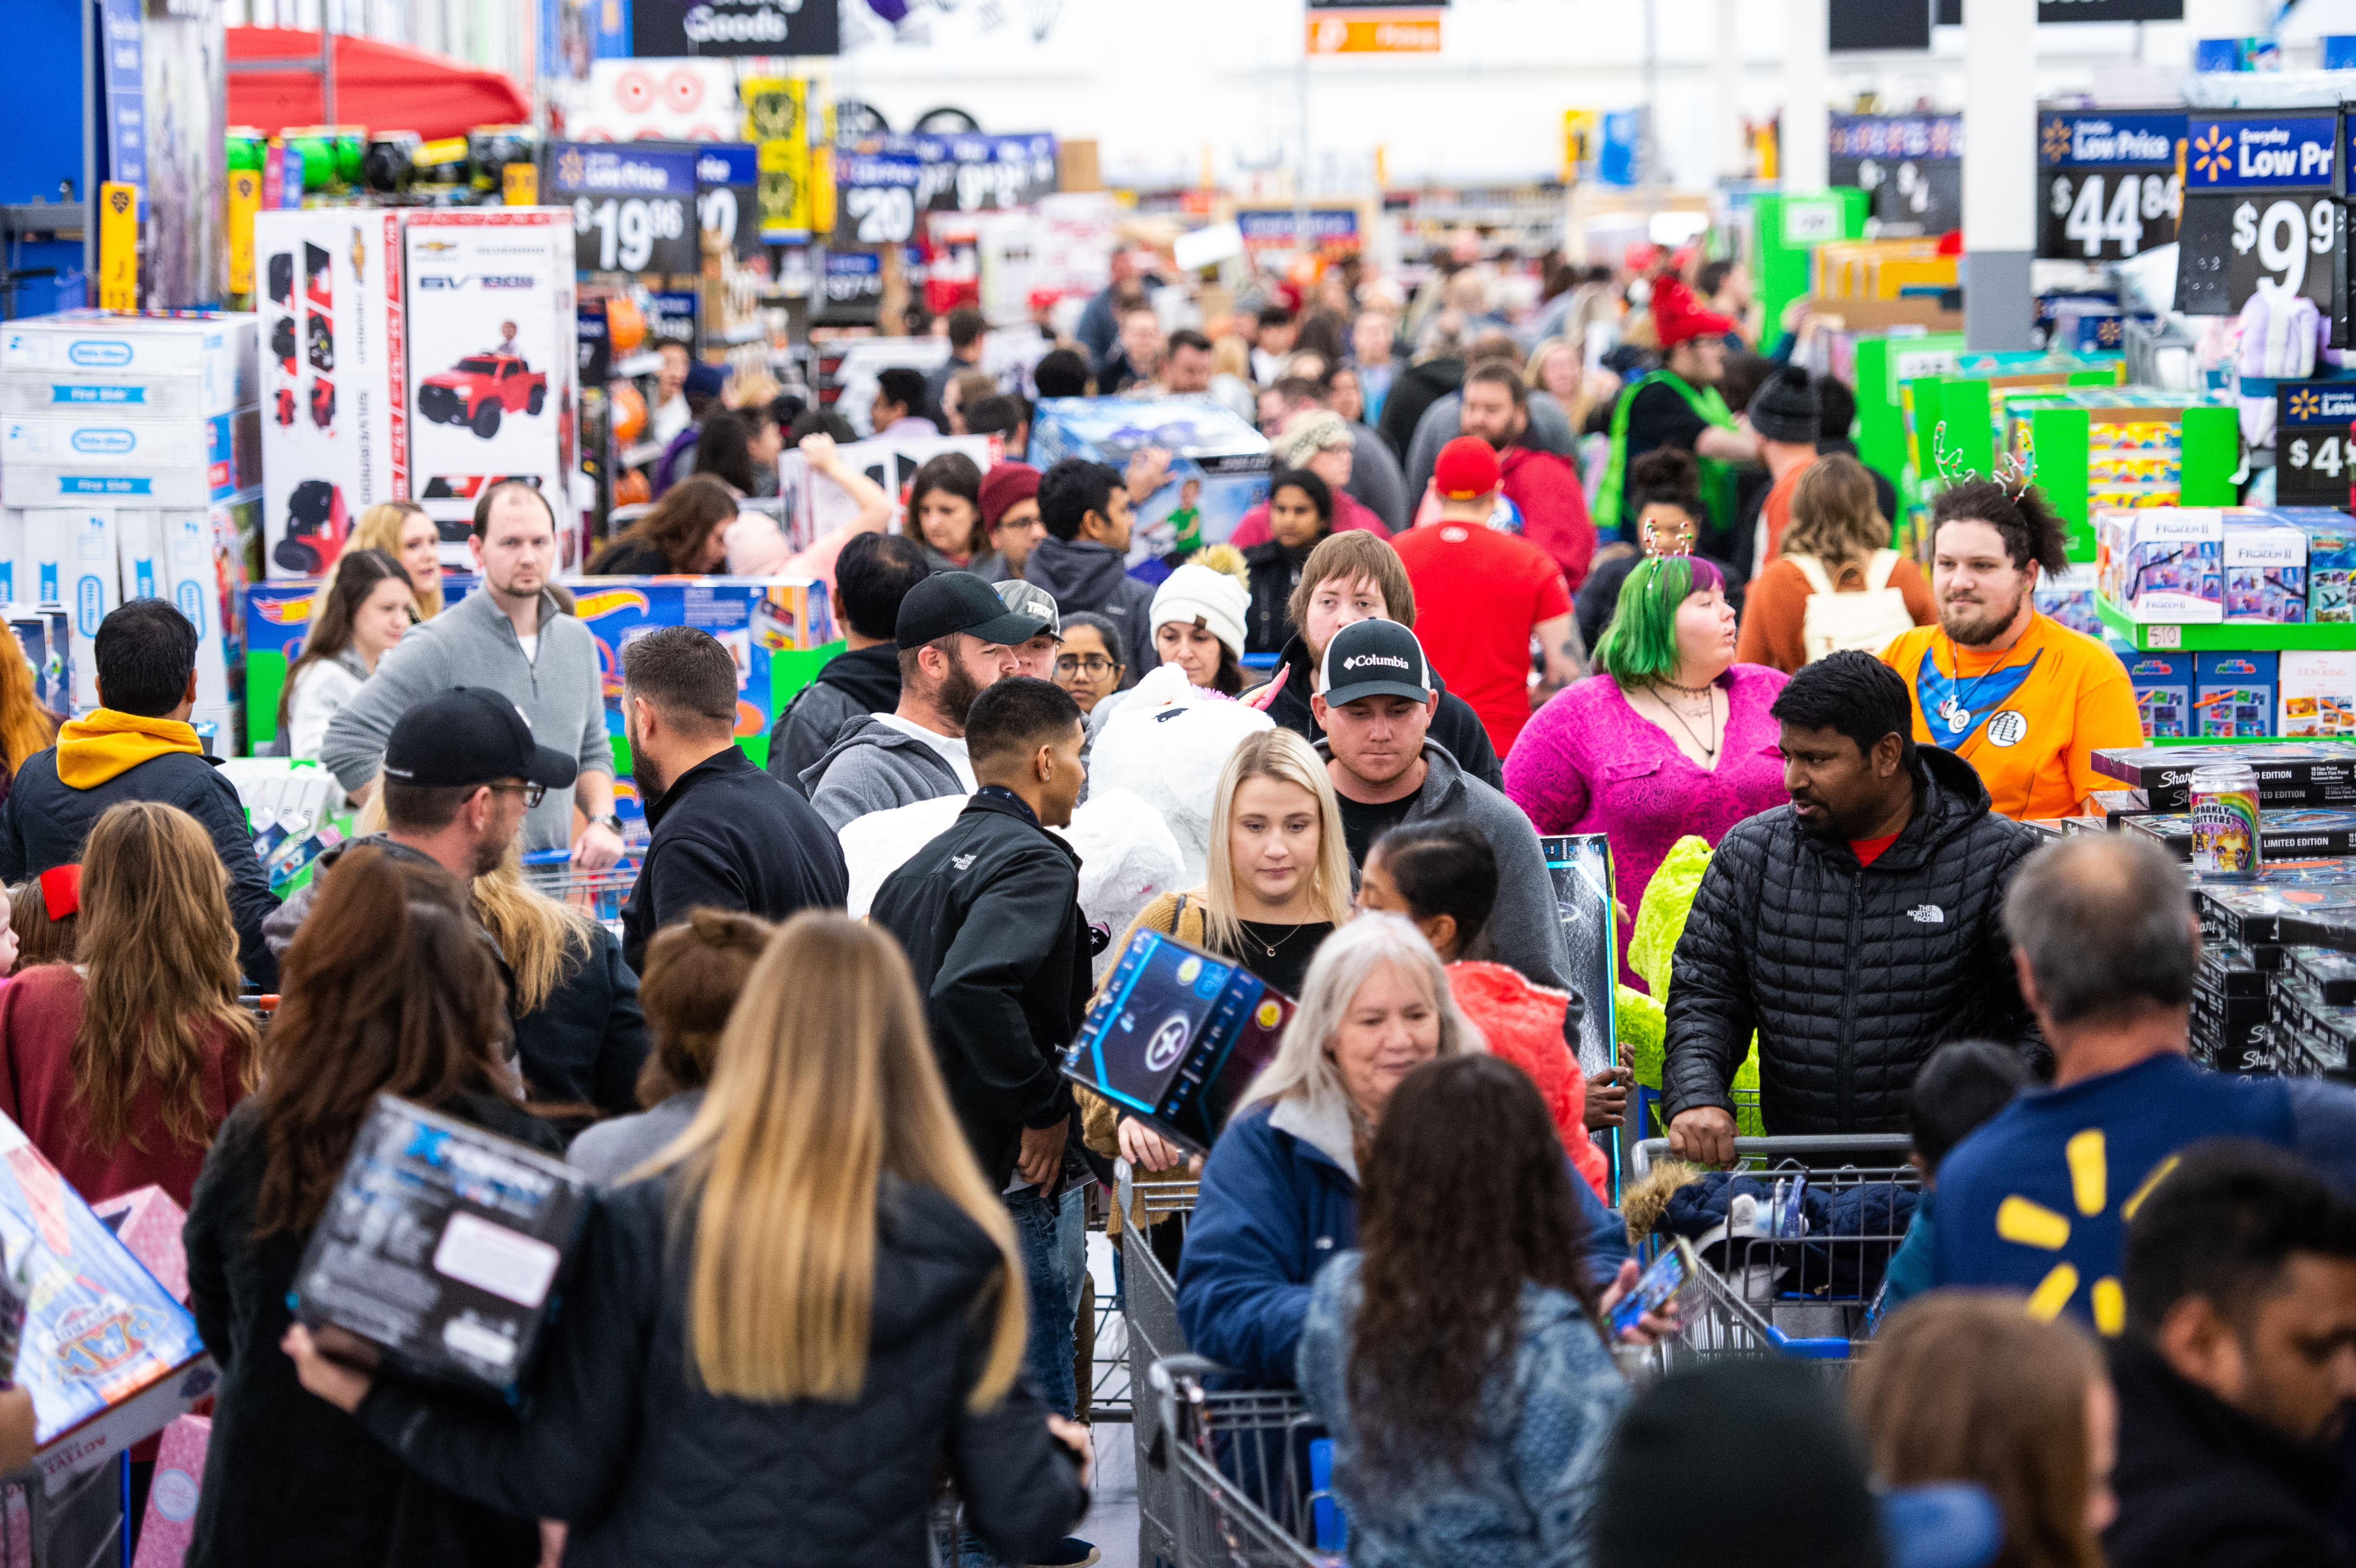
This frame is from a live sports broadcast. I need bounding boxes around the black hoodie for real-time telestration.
[766,642,903,795]
[1260,634,1504,793]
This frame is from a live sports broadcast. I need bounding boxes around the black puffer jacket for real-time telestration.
[1662,745,2040,1135]
[356,1170,1087,1568]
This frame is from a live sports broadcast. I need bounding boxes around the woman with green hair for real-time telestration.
[1504,551,1790,988]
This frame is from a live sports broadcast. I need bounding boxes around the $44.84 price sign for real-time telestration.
[551,143,700,277]
[2278,383,2356,509]
[2038,112,2183,260]
[2174,112,2342,320]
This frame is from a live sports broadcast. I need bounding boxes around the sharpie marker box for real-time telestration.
[1063,927,1294,1157]
[2127,807,2356,863]
[292,1095,594,1404]
[2195,651,2278,739]
[2096,741,2356,805]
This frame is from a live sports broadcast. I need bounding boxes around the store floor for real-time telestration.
[1079,1230,1141,1568]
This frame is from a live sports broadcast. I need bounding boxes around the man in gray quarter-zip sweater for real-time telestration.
[322,483,623,861]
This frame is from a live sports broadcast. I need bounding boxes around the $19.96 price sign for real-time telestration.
[2037,112,2183,260]
[2173,112,2341,320]
[550,143,700,277]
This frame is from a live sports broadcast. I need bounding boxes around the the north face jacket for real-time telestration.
[1662,744,2042,1135]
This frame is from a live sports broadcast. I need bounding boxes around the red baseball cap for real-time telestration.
[1651,277,1737,350]
[1433,436,1501,501]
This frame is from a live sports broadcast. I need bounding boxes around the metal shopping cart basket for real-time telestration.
[1118,1165,1202,1568]
[520,847,640,931]
[1145,1355,1338,1568]
[1631,1134,1919,1368]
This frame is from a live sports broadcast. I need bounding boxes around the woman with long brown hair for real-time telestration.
[0,627,59,808]
[0,801,255,1207]
[285,912,1090,1567]
[1733,451,1936,673]
[1297,1054,1636,1568]
[590,473,737,575]
[281,547,412,759]
[1852,1292,2116,1568]
[185,848,551,1568]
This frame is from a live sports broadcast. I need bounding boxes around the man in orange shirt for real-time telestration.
[1746,365,1823,571]
[1879,479,2142,821]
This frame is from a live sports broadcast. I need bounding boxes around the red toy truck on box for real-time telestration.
[417,353,546,439]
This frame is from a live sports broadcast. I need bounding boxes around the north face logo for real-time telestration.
[1908,904,1945,925]
[951,853,976,871]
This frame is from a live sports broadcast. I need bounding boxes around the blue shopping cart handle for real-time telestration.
[1765,1325,1852,1360]
[522,849,574,865]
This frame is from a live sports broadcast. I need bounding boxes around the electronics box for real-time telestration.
[1030,395,1273,563]
[256,209,413,579]
[401,210,577,569]
[292,1094,594,1403]
[2195,651,2279,740]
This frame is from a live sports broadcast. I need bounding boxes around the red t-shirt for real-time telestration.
[1850,830,1902,867]
[0,963,250,1210]
[1394,520,1573,754]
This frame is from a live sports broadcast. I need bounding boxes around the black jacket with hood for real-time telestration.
[0,715,280,988]
[2105,1339,2356,1568]
[869,791,1091,1190]
[352,1169,1087,1568]
[1662,744,2041,1135]
[1025,534,1157,684]
[1377,355,1464,464]
[1262,634,1504,792]
[768,642,902,795]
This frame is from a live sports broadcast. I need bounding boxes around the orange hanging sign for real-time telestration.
[1306,12,1443,53]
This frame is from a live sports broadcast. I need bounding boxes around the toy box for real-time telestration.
[2127,808,2356,862]
[2282,508,2356,622]
[573,577,836,826]
[2096,507,2223,621]
[2034,562,2102,639]
[2282,652,2356,738]
[293,1095,594,1402]
[402,210,577,570]
[0,1109,215,1494]
[783,433,993,550]
[130,1414,209,1568]
[2223,513,2308,622]
[117,509,234,715]
[2096,739,2356,805]
[257,210,413,579]
[14,510,118,712]
[241,574,478,752]
[2195,652,2279,739]
[2122,649,2195,739]
[0,311,256,412]
[90,1186,188,1303]
[1,407,259,509]
[1029,395,1272,563]
[7,609,68,718]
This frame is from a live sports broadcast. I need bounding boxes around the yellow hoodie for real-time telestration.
[55,710,202,790]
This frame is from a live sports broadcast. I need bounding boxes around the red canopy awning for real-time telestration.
[227,28,529,141]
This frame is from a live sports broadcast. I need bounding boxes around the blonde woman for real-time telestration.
[1173,914,1633,1387]
[286,912,1091,1566]
[1734,452,1935,673]
[1086,728,1353,1177]
[335,500,445,621]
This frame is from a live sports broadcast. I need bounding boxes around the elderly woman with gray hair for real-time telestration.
[1174,915,1631,1387]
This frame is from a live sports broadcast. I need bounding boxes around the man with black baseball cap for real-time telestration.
[1314,619,1572,991]
[264,689,651,1114]
[800,571,1047,832]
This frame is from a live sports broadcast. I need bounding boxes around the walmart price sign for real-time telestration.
[2037,111,2182,260]
[2278,383,2356,510]
[551,143,699,277]
[2174,111,2341,319]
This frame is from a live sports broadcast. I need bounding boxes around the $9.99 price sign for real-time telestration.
[550,143,699,277]
[2173,111,2341,320]
[2038,112,2183,260]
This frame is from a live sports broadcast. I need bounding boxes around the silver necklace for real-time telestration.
[1240,920,1305,959]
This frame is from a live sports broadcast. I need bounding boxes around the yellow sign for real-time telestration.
[1562,110,1600,184]
[1305,12,1442,53]
[226,169,261,298]
[98,183,138,311]
[502,163,539,206]
[744,78,813,240]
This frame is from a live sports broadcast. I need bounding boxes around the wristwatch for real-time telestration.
[590,813,624,835]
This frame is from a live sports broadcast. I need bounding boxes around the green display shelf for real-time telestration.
[2096,596,2356,652]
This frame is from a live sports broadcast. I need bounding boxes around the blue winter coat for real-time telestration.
[1177,1101,1629,1385]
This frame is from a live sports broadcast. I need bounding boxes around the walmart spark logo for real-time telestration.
[1998,1133,2177,1336]
[557,148,586,188]
[2192,124,2232,181]
[2291,389,2323,420]
[2042,119,2072,162]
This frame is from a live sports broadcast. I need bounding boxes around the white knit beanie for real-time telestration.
[1151,562,1252,659]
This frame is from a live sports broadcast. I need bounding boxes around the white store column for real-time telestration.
[1964,0,2038,350]
[1716,0,1748,181]
[1785,0,1831,193]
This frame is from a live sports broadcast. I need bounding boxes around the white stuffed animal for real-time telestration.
[1087,663,1275,887]
[838,793,971,918]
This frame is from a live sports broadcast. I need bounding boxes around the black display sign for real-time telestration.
[1938,0,2182,19]
[2037,112,2183,260]
[2278,383,2356,510]
[629,0,839,57]
[550,143,699,277]
[1828,115,1962,237]
[2174,111,2341,319]
[1832,0,1931,49]
[695,144,762,262]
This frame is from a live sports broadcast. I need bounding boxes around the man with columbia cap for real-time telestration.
[1313,617,1572,991]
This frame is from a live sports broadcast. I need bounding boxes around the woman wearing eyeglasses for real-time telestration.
[1050,613,1126,715]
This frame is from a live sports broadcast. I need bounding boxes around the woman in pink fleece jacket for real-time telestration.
[1504,554,1788,988]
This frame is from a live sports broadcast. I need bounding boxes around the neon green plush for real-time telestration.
[1619,834,1763,1138]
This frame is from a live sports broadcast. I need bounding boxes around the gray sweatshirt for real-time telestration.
[319,585,614,852]
[798,713,966,832]
[1318,735,1573,995]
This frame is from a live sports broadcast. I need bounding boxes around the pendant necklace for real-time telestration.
[1651,681,1721,763]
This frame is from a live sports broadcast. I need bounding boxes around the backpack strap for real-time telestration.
[1789,555,1835,595]
[1867,549,1900,591]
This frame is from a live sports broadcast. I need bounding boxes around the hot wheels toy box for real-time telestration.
[402,210,576,570]
[293,1095,594,1403]
[575,576,835,824]
[243,574,479,752]
[257,210,412,580]
[0,1111,214,1493]
[1029,395,1272,562]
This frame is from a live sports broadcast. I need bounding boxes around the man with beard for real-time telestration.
[1663,652,2039,1163]
[1451,361,1595,588]
[802,572,1045,831]
[1880,480,2141,822]
[618,626,845,973]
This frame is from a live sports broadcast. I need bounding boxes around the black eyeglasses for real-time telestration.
[1056,654,1118,677]
[488,783,548,808]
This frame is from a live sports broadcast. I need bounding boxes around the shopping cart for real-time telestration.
[1144,1355,1337,1568]
[520,847,641,930]
[1631,1134,1918,1358]
[1119,1165,1202,1568]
